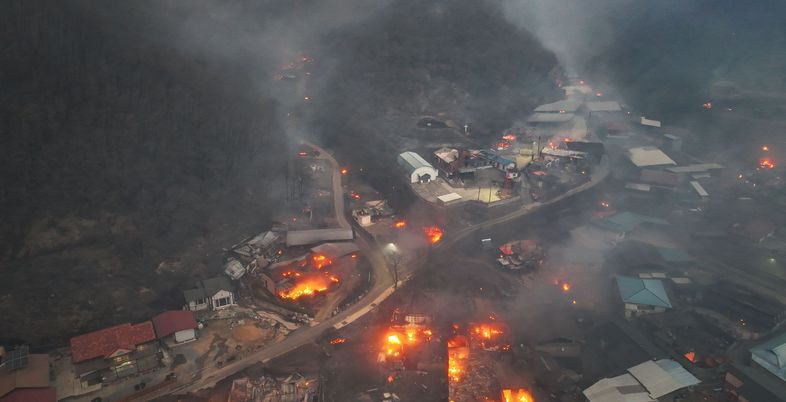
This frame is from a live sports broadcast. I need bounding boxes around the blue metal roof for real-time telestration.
[592,212,669,233]
[479,150,515,166]
[750,331,786,382]
[616,276,672,308]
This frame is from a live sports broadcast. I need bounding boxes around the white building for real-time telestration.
[184,276,236,311]
[397,151,439,183]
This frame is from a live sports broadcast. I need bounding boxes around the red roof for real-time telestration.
[70,322,156,363]
[151,310,198,338]
[0,388,56,402]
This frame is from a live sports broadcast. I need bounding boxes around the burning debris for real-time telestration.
[447,335,469,383]
[470,322,510,351]
[760,158,776,169]
[228,372,318,402]
[423,226,444,245]
[497,240,545,271]
[502,389,535,402]
[330,337,346,345]
[393,219,407,229]
[277,272,340,300]
[311,253,333,269]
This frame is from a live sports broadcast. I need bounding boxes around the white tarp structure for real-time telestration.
[437,192,462,205]
[397,151,439,183]
[627,147,677,168]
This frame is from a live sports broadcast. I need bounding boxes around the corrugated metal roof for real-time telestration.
[286,228,354,246]
[397,151,434,172]
[750,330,786,381]
[310,242,360,260]
[628,360,699,398]
[616,276,672,308]
[627,147,676,167]
[583,373,656,402]
[640,117,661,128]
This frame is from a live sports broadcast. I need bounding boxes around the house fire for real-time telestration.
[497,240,545,271]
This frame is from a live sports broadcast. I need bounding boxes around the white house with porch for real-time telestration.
[184,276,236,311]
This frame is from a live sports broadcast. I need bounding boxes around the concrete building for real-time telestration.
[152,311,198,345]
[184,276,236,312]
[397,151,438,183]
[0,348,55,402]
[615,276,672,318]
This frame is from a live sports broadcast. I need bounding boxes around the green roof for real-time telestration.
[592,212,669,233]
[616,276,672,308]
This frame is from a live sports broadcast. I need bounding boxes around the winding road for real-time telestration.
[141,142,608,401]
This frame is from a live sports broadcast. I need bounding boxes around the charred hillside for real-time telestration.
[0,1,284,345]
[311,0,560,193]
[0,1,285,256]
[584,0,786,116]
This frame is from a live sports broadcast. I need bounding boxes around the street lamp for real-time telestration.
[385,243,401,289]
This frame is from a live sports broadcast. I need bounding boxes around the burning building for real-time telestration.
[497,240,545,271]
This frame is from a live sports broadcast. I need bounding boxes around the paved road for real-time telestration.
[145,146,607,400]
[436,157,610,251]
[147,142,395,398]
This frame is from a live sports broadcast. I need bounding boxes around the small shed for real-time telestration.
[152,311,198,344]
[397,151,438,183]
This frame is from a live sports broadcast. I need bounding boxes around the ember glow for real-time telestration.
[760,158,776,169]
[684,351,696,363]
[762,145,770,152]
[384,333,403,357]
[393,220,407,229]
[330,337,346,345]
[424,226,443,244]
[447,336,468,383]
[502,388,534,402]
[278,273,339,300]
[471,323,503,341]
[311,254,333,269]
[340,168,348,175]
[561,282,571,292]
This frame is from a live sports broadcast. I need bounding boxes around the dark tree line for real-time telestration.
[0,1,286,254]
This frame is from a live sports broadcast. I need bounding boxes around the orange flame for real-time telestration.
[385,333,403,357]
[311,254,333,269]
[502,388,534,402]
[684,351,696,363]
[278,273,339,300]
[762,145,770,152]
[424,226,443,244]
[394,220,407,229]
[340,168,348,175]
[760,158,776,169]
[561,282,571,292]
[330,337,346,345]
[472,324,504,340]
